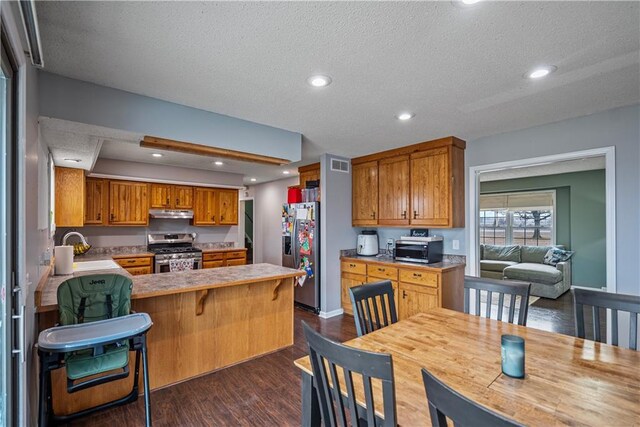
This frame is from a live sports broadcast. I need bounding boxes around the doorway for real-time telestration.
[240,199,254,264]
[1,32,19,426]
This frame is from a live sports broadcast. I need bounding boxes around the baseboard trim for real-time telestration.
[319,308,344,319]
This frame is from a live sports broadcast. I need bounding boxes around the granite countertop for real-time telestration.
[201,247,247,253]
[37,263,303,313]
[341,255,465,272]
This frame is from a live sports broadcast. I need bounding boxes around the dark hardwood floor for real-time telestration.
[67,295,579,427]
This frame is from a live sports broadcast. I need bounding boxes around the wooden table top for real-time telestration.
[294,308,640,426]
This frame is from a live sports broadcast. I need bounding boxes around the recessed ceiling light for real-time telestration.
[525,65,557,79]
[307,75,332,88]
[152,153,163,158]
[396,112,415,121]
[282,170,290,175]
[250,178,257,182]
[64,158,81,163]
[214,161,224,166]
[461,0,482,4]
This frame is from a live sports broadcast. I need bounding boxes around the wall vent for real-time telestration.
[330,158,350,173]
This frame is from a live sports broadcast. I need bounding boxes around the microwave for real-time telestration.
[394,237,443,264]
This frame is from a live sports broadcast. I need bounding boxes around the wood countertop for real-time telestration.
[341,255,465,272]
[37,263,303,313]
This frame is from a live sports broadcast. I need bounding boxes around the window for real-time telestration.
[480,190,555,247]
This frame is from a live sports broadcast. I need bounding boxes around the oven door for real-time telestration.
[154,257,202,273]
[394,243,429,263]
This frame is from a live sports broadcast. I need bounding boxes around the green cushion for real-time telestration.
[521,245,563,264]
[65,344,129,380]
[503,263,563,285]
[480,260,519,273]
[482,244,521,262]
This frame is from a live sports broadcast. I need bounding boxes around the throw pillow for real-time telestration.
[543,247,574,266]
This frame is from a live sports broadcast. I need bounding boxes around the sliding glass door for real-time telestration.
[1,34,17,426]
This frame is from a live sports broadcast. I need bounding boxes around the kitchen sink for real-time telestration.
[73,260,120,272]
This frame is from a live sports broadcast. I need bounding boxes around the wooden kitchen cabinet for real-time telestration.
[114,255,153,276]
[173,185,193,209]
[150,184,193,209]
[298,162,320,187]
[352,161,378,226]
[202,249,247,268]
[109,181,149,225]
[55,167,85,227]
[340,273,367,316]
[378,155,410,226]
[351,136,465,228]
[193,188,218,225]
[398,282,439,319]
[150,183,172,208]
[84,178,108,225]
[217,189,238,225]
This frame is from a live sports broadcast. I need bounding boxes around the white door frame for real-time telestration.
[468,146,616,294]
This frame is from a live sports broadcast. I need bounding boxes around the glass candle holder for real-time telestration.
[501,335,525,379]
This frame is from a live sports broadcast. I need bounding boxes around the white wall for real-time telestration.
[465,104,640,297]
[320,154,358,315]
[252,177,297,264]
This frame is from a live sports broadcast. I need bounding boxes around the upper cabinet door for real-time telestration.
[173,185,193,209]
[55,167,85,227]
[150,184,172,208]
[378,155,410,226]
[109,181,149,225]
[352,161,379,226]
[193,187,217,225]
[410,147,450,227]
[85,178,108,225]
[217,189,238,225]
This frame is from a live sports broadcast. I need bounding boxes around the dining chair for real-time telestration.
[463,276,531,326]
[302,321,397,427]
[572,287,640,350]
[421,368,523,427]
[349,280,398,337]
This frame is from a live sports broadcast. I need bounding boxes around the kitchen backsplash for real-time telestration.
[56,219,239,248]
[353,227,466,255]
[340,248,466,264]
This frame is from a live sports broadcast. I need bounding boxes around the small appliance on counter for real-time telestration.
[394,235,443,264]
[357,230,379,256]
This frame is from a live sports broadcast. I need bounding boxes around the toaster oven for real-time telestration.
[394,237,443,264]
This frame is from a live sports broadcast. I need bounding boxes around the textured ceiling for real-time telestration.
[37,1,640,165]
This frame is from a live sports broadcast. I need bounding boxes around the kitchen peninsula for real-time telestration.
[36,262,304,416]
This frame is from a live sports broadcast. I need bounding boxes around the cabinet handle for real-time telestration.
[211,215,216,223]
[413,273,422,277]
[378,268,385,272]
[176,198,179,206]
[350,263,356,268]
[402,290,407,299]
[371,212,376,219]
[221,215,224,222]
[166,197,170,205]
[127,259,136,264]
[110,213,115,221]
[97,213,101,220]
[402,210,407,219]
[413,210,418,219]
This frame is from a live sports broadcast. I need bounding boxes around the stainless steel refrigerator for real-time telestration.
[282,202,320,313]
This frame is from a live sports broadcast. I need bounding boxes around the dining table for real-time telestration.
[294,307,640,426]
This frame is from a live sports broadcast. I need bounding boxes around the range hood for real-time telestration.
[149,209,194,219]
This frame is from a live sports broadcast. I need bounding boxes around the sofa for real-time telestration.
[480,244,572,299]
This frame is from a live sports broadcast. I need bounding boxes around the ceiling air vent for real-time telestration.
[330,158,350,173]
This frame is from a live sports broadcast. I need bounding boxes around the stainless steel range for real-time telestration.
[148,233,203,273]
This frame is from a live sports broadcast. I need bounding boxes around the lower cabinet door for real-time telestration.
[125,266,152,276]
[225,258,246,266]
[398,282,439,320]
[341,273,367,315]
[203,260,224,269]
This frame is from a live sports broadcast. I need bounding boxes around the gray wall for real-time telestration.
[251,177,298,265]
[92,158,244,187]
[481,170,606,288]
[38,71,302,162]
[320,154,358,315]
[465,104,640,297]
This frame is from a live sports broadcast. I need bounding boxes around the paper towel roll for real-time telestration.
[55,245,74,275]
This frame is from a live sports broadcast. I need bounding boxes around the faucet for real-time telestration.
[62,231,89,247]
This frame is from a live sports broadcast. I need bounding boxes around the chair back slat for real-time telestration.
[464,276,531,326]
[572,288,640,351]
[592,306,601,342]
[421,368,523,427]
[350,281,398,337]
[303,322,397,427]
